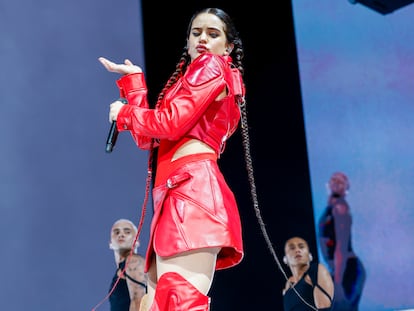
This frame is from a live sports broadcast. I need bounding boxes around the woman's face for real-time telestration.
[187,12,231,61]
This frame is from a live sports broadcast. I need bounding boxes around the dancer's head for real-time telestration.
[109,219,139,253]
[283,236,313,268]
[328,171,350,196]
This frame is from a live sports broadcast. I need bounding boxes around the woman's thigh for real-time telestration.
[156,247,221,294]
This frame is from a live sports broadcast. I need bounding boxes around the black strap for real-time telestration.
[125,272,147,290]
[118,260,147,290]
[307,262,332,302]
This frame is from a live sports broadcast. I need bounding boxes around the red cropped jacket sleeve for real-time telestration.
[115,53,245,154]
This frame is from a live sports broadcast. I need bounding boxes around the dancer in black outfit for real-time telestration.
[108,219,147,311]
[283,236,334,311]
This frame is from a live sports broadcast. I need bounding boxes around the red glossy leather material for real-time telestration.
[115,53,244,155]
[115,72,155,150]
[146,156,243,272]
[149,272,210,311]
[114,53,245,274]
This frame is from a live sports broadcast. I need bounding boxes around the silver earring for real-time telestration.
[309,254,313,261]
[283,256,288,265]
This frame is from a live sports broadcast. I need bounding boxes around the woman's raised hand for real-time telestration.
[98,57,142,75]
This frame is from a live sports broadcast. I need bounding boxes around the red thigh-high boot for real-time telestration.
[149,272,210,311]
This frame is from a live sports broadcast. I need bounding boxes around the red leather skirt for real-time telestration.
[144,153,243,272]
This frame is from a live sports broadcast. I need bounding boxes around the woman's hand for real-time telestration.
[109,100,125,123]
[98,57,142,75]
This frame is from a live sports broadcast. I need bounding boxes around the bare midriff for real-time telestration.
[154,138,217,186]
[171,139,215,161]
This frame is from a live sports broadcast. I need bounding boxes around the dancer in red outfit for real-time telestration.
[99,8,247,310]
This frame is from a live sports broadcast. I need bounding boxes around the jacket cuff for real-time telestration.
[116,73,147,96]
[116,104,135,132]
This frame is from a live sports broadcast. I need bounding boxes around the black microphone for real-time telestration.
[105,121,119,153]
[105,98,127,153]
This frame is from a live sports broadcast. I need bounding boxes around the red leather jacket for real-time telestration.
[115,53,245,155]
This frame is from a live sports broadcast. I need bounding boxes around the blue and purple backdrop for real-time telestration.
[292,1,414,310]
[1,1,151,310]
